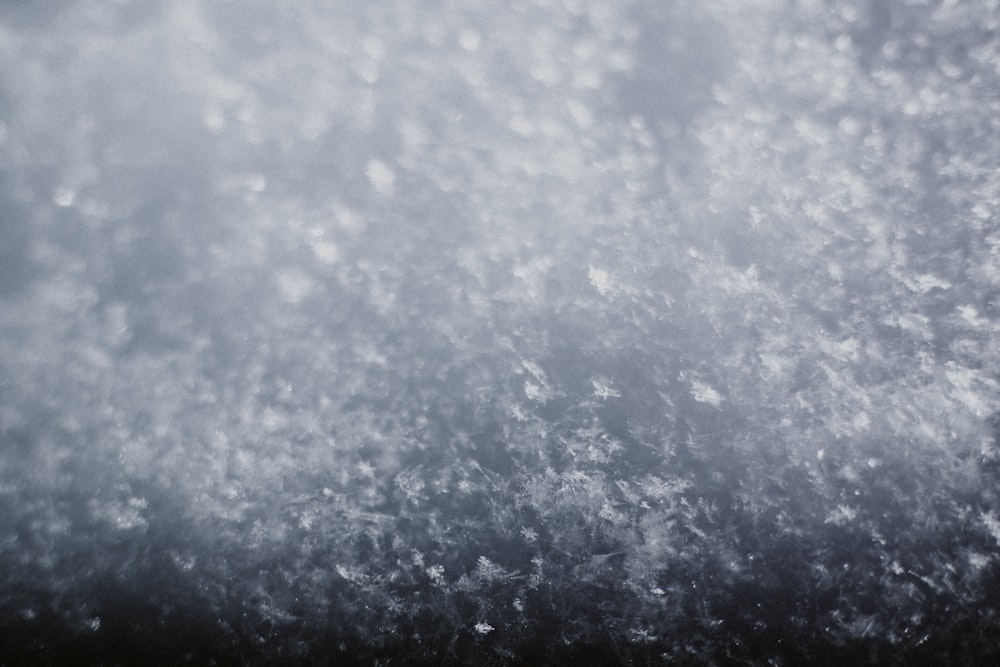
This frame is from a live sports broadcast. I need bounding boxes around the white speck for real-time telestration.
[277,269,313,304]
[246,174,267,192]
[969,552,990,570]
[474,621,494,635]
[817,448,825,461]
[312,239,340,264]
[853,412,871,430]
[903,273,951,293]
[54,187,76,207]
[567,99,593,128]
[690,381,722,407]
[866,457,880,469]
[591,377,620,400]
[981,511,1000,544]
[524,381,544,402]
[203,107,225,131]
[363,35,385,61]
[825,505,858,526]
[588,265,612,296]
[458,27,481,51]
[366,159,395,195]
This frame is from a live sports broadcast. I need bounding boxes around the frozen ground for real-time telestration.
[1,1,999,664]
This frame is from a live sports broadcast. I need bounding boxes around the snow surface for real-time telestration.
[1,1,999,664]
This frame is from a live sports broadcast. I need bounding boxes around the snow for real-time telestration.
[2,0,999,663]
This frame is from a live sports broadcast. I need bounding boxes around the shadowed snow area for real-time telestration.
[1,1,999,664]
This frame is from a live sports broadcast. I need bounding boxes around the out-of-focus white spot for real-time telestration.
[247,174,267,192]
[355,59,379,84]
[508,115,535,137]
[690,381,722,407]
[458,27,481,51]
[903,273,951,293]
[854,412,871,430]
[312,239,339,264]
[366,159,395,195]
[867,457,880,469]
[971,202,992,220]
[524,381,544,402]
[982,511,1000,544]
[957,304,985,327]
[530,59,561,84]
[588,265,612,296]
[334,203,361,232]
[825,504,858,525]
[399,117,429,150]
[363,34,385,61]
[277,269,314,304]
[567,99,593,128]
[838,116,861,136]
[945,363,995,417]
[474,621,494,635]
[969,552,990,570]
[54,187,76,207]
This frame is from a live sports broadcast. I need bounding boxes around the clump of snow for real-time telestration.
[689,381,722,407]
[588,265,612,296]
[366,158,395,195]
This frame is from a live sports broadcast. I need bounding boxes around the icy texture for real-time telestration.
[1,0,999,664]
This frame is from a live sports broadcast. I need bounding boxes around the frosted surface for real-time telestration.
[1,1,999,663]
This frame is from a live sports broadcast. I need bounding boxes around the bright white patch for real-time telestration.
[982,511,1000,544]
[969,552,991,570]
[366,159,395,195]
[588,265,612,296]
[311,239,340,264]
[957,304,986,327]
[853,412,871,431]
[567,99,593,128]
[53,187,76,207]
[591,377,620,400]
[363,35,385,61]
[903,273,951,293]
[945,363,995,417]
[458,27,481,51]
[427,564,445,583]
[474,621,494,635]
[277,270,313,304]
[825,505,858,525]
[690,381,722,407]
[524,381,544,402]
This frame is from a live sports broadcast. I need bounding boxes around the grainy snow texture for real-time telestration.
[1,1,999,664]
